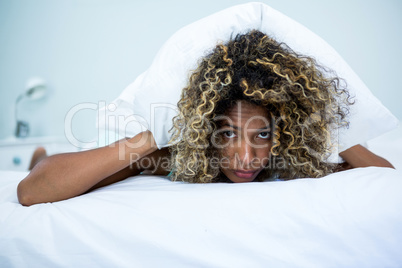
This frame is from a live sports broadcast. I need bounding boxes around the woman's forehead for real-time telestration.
[219,100,270,126]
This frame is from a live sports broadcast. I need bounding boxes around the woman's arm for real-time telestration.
[339,144,394,169]
[17,131,158,206]
[86,147,170,192]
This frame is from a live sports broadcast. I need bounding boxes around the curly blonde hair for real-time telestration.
[169,30,352,183]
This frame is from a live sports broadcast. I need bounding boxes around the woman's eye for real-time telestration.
[258,132,270,139]
[223,131,236,138]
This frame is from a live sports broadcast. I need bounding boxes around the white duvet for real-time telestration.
[1,146,401,267]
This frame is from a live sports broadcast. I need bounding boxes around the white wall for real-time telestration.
[1,0,401,143]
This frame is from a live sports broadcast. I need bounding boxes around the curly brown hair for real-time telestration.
[169,30,352,183]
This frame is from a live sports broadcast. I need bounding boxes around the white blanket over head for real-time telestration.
[97,2,397,153]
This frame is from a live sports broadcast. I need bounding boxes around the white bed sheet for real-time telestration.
[0,126,401,267]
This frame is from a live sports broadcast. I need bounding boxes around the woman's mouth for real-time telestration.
[233,169,258,179]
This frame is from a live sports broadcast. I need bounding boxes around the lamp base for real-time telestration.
[15,120,29,138]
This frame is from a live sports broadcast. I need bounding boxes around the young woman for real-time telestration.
[17,30,393,206]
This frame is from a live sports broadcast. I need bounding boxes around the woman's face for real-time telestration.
[216,101,272,183]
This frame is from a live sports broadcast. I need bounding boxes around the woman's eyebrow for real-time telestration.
[257,126,271,131]
[221,124,239,130]
[220,124,271,131]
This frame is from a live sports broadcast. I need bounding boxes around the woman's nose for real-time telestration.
[236,140,256,168]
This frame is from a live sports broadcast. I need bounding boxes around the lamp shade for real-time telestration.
[24,77,47,100]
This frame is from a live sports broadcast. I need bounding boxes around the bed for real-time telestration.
[1,2,402,267]
[0,125,401,267]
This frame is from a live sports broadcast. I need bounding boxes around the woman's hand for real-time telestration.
[339,144,394,169]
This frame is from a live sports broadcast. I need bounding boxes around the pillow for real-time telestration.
[97,2,398,154]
